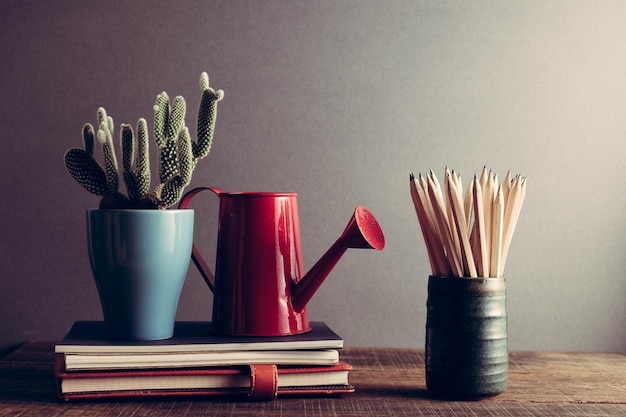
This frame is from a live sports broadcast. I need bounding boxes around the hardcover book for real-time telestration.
[55,321,344,354]
[58,349,340,371]
[56,360,354,400]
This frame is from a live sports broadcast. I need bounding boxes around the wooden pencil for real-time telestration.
[410,174,438,275]
[464,179,474,235]
[471,177,489,277]
[427,172,463,277]
[416,174,451,276]
[490,185,504,277]
[480,168,492,267]
[502,170,512,204]
[446,171,477,277]
[500,176,526,276]
[443,169,459,260]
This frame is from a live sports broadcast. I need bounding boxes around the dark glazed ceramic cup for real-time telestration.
[425,275,508,398]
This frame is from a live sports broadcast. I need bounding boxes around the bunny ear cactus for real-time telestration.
[195,72,224,160]
[64,109,130,209]
[151,72,225,208]
[120,119,156,208]
[64,72,224,209]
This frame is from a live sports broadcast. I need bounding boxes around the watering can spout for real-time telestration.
[291,206,385,312]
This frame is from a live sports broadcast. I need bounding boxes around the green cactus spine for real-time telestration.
[64,72,224,209]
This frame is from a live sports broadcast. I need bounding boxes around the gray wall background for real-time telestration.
[1,1,625,354]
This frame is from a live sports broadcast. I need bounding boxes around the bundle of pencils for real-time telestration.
[410,167,526,278]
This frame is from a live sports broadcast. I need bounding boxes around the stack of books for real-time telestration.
[54,321,354,400]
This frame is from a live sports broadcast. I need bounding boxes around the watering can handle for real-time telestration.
[178,187,224,293]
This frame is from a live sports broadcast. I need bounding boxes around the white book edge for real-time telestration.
[64,349,340,371]
[60,370,350,394]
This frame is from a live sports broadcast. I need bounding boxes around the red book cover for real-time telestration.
[56,355,354,401]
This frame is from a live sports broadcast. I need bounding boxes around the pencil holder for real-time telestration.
[425,275,508,398]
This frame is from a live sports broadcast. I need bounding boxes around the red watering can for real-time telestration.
[179,187,385,336]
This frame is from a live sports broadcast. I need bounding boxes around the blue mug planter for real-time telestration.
[87,209,194,341]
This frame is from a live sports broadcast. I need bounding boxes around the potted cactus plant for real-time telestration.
[64,72,223,341]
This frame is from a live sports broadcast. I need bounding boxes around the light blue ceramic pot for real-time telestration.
[87,209,194,341]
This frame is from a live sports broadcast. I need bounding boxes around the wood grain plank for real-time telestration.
[0,343,625,416]
[341,348,626,405]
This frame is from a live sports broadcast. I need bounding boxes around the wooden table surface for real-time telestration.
[0,342,625,416]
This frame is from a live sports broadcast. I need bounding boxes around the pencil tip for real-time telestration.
[410,173,415,181]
